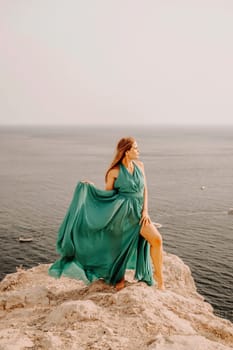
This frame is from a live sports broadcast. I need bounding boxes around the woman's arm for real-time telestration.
[105,168,119,190]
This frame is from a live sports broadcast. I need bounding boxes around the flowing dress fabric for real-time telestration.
[48,163,154,286]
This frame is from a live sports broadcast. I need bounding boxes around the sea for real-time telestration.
[0,125,232,322]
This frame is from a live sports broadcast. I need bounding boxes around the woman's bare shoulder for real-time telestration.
[108,166,120,178]
[105,166,120,190]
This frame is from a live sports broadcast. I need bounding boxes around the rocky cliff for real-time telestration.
[0,252,232,350]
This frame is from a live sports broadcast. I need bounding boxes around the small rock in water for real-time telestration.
[152,222,162,228]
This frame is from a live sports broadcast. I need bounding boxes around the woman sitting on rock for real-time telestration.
[49,137,165,291]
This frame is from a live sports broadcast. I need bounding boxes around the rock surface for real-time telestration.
[0,252,232,350]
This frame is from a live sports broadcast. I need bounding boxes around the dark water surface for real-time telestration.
[0,125,232,322]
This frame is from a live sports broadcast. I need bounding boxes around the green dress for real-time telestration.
[48,162,154,286]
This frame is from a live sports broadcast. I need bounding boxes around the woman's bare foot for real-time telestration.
[157,281,165,291]
[154,274,165,290]
[115,277,125,291]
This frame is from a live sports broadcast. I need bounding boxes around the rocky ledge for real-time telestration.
[0,252,232,350]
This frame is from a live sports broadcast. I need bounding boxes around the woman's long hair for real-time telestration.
[105,137,135,183]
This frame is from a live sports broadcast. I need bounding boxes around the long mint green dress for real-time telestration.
[48,162,154,286]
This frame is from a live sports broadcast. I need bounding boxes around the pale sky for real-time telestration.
[0,0,233,126]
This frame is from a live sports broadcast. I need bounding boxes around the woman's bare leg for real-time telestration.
[115,223,164,291]
[140,222,165,290]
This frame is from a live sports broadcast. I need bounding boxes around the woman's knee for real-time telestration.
[151,231,163,247]
[141,223,163,247]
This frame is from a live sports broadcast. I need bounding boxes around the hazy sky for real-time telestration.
[1,0,233,126]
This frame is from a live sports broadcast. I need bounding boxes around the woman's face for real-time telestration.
[127,141,139,160]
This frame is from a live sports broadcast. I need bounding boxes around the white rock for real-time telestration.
[46,300,102,326]
[148,334,233,350]
[0,329,33,350]
[4,286,49,310]
[0,255,232,350]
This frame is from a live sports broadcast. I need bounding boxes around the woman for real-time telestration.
[49,137,165,290]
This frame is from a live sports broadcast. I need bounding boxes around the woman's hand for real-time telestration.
[140,209,151,226]
[81,180,94,185]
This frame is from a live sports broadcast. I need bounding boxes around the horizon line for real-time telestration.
[1,122,233,128]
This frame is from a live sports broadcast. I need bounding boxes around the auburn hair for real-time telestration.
[105,137,135,183]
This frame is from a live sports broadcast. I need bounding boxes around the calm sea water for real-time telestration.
[0,125,232,322]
